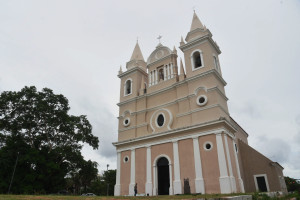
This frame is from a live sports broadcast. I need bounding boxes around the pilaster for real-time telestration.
[216,133,232,193]
[224,135,236,192]
[145,146,152,196]
[114,152,121,196]
[192,136,205,194]
[172,140,182,194]
[129,149,136,196]
[233,141,245,192]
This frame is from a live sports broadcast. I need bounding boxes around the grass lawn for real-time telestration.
[0,194,245,200]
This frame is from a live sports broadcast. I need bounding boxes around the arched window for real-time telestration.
[124,79,132,96]
[213,56,219,70]
[159,68,164,81]
[191,50,203,70]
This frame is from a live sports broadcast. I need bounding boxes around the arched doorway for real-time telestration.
[157,157,170,195]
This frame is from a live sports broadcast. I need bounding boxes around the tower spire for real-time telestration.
[130,41,145,61]
[139,75,145,96]
[180,58,185,76]
[179,58,186,81]
[190,12,204,31]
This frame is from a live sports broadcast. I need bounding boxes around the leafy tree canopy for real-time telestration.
[0,86,99,194]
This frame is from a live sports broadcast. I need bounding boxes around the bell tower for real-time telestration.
[118,42,148,141]
[180,12,222,78]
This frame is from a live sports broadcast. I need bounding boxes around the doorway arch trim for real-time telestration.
[153,154,173,195]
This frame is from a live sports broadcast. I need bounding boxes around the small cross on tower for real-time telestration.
[157,35,162,43]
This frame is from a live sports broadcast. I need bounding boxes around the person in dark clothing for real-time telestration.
[134,183,137,196]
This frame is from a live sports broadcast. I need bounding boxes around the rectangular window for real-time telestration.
[254,174,269,192]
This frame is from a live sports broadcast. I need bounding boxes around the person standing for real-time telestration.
[134,183,137,196]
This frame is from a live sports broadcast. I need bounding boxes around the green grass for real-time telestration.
[0,192,298,200]
[0,193,237,200]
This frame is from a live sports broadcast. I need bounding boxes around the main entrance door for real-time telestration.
[157,157,170,195]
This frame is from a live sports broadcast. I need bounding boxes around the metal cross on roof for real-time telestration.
[157,35,162,43]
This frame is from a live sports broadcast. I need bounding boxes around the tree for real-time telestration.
[89,169,116,196]
[285,176,300,192]
[102,169,116,196]
[0,86,99,194]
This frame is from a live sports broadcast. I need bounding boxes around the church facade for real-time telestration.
[113,13,287,196]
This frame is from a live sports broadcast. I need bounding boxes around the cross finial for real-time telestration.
[193,6,196,13]
[157,35,162,43]
[137,36,139,43]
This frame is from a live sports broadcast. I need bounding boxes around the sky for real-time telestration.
[0,0,300,178]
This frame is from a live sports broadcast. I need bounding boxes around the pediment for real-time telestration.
[147,45,172,65]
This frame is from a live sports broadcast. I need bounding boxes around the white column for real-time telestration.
[129,149,136,196]
[233,141,245,192]
[169,162,174,195]
[151,71,154,85]
[152,165,157,195]
[114,152,121,196]
[148,73,151,86]
[145,146,152,196]
[170,63,174,78]
[192,137,205,194]
[224,135,236,192]
[172,140,182,194]
[167,64,171,79]
[164,65,167,80]
[216,133,232,193]
[155,70,158,84]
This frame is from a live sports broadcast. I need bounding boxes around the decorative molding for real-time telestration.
[208,87,228,101]
[180,32,221,54]
[118,123,147,133]
[115,119,236,148]
[176,104,229,118]
[123,117,130,127]
[194,86,207,95]
[152,154,173,195]
[196,95,208,106]
[150,108,173,133]
[254,174,270,192]
[118,95,227,120]
[190,49,205,71]
[203,141,213,151]
[118,66,147,78]
[115,127,235,153]
[117,69,227,107]
[124,78,133,97]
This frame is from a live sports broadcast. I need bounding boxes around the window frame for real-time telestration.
[124,78,133,96]
[213,54,220,71]
[203,141,213,151]
[253,174,270,192]
[155,113,165,128]
[190,49,204,71]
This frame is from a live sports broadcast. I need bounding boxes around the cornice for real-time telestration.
[117,69,227,107]
[113,118,237,148]
[118,66,147,78]
[119,123,147,133]
[147,53,178,68]
[176,104,229,118]
[180,33,221,54]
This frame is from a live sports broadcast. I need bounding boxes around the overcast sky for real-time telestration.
[0,0,299,178]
